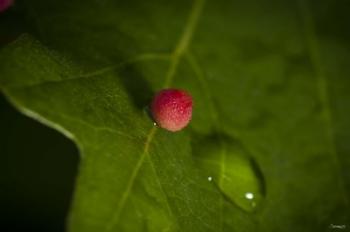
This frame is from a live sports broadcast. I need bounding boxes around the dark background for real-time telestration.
[0,94,79,232]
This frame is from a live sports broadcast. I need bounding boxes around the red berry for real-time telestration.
[151,89,193,132]
[0,0,13,12]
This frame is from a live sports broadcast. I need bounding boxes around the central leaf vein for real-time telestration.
[105,0,206,230]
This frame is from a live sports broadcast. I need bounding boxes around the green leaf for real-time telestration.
[1,0,350,231]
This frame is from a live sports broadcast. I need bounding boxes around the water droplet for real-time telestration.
[245,192,254,200]
[153,122,157,126]
[192,133,265,212]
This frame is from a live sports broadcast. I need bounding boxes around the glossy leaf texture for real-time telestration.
[0,0,350,231]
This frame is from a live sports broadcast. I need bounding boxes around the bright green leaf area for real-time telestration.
[193,133,264,212]
[1,0,350,231]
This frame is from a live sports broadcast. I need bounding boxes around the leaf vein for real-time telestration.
[11,53,170,89]
[297,0,349,207]
[105,0,206,230]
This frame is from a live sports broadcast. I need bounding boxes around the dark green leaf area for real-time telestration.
[1,0,350,232]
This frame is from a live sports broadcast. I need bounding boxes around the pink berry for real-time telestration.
[0,0,13,12]
[151,89,193,132]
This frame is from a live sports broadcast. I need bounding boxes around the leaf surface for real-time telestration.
[1,0,350,231]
